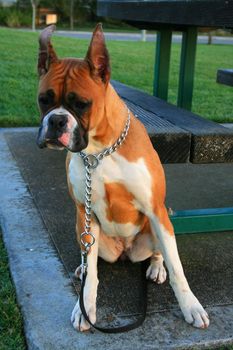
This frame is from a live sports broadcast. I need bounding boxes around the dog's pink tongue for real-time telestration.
[58,132,70,147]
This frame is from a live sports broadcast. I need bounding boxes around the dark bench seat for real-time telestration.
[112,80,233,164]
[217,69,233,87]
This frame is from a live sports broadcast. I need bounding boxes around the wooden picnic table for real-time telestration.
[97,0,233,235]
[97,0,233,110]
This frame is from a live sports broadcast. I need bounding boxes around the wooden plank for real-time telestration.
[123,99,191,163]
[112,80,233,163]
[217,69,233,87]
[97,0,233,29]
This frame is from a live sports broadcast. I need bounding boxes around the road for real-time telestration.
[55,30,233,45]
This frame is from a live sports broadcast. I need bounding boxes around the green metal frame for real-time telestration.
[153,29,172,101]
[177,27,198,110]
[153,26,198,110]
[170,207,233,235]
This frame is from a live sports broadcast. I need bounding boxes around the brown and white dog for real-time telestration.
[36,24,209,332]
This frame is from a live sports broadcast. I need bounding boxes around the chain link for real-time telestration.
[79,108,131,276]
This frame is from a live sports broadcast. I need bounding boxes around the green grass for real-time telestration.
[0,233,26,350]
[0,27,232,127]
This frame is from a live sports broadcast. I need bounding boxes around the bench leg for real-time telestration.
[177,27,198,110]
[153,29,172,101]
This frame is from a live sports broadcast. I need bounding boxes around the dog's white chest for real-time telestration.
[68,152,152,237]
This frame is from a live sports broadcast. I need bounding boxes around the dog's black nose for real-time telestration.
[48,114,68,132]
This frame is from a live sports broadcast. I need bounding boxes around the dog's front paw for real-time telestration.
[180,293,209,329]
[71,298,96,332]
[146,259,167,284]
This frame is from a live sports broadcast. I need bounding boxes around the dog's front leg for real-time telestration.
[71,211,100,332]
[149,206,209,328]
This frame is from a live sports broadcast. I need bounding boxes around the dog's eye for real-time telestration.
[67,92,76,102]
[38,89,55,107]
[67,92,91,113]
[47,89,55,98]
[75,100,89,110]
[39,96,49,105]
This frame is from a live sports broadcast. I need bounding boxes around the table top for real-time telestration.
[97,0,233,29]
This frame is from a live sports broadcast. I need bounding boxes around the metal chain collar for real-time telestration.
[79,108,131,276]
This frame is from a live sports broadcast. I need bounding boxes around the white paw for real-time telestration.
[146,259,167,284]
[71,298,96,332]
[180,293,209,328]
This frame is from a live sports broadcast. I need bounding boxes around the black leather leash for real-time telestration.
[79,259,149,333]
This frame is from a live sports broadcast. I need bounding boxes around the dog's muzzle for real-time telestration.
[37,106,86,151]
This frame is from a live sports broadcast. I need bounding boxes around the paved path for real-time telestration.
[56,30,233,44]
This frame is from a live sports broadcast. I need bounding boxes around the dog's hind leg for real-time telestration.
[149,205,209,329]
[98,232,124,263]
[146,252,167,284]
[74,232,123,280]
[125,228,167,284]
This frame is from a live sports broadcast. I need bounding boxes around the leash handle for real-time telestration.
[79,260,149,333]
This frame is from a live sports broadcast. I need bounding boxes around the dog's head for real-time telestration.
[36,24,110,152]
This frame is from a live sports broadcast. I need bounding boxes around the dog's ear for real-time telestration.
[85,23,110,83]
[38,25,58,77]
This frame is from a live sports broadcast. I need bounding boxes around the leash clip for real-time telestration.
[81,251,88,278]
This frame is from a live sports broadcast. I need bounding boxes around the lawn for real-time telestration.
[0,27,232,127]
[0,233,26,350]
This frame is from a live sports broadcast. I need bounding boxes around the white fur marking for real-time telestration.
[69,152,153,238]
[39,106,78,148]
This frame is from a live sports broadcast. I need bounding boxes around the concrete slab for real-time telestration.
[1,128,233,350]
[221,123,233,130]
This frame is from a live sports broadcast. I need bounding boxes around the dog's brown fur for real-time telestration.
[37,24,209,331]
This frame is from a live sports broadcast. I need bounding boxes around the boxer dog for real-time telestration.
[36,24,209,332]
